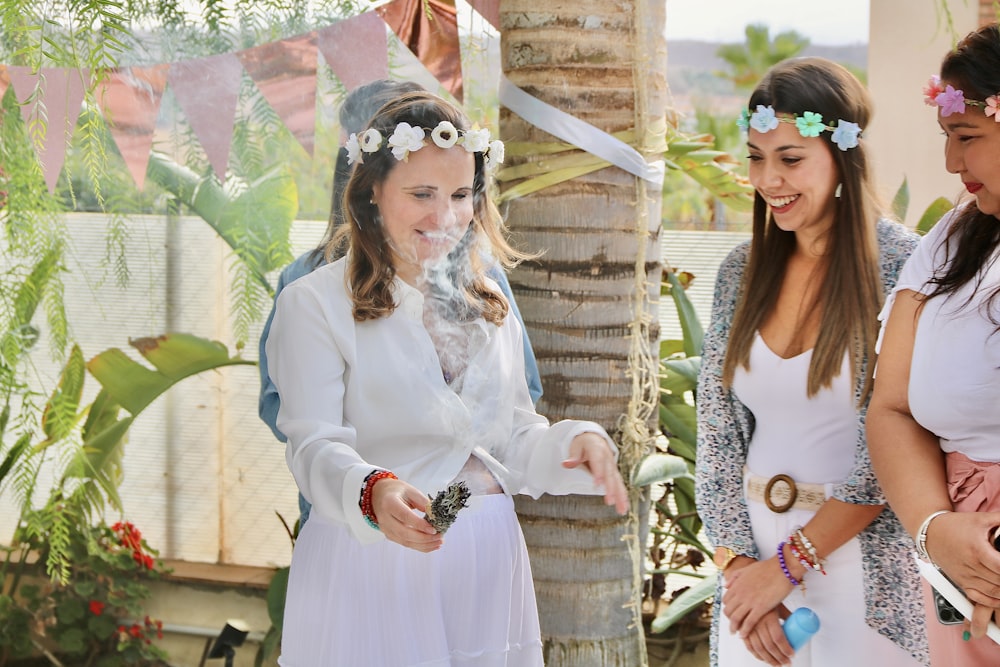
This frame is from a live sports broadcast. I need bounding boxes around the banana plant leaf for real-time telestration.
[664,270,704,357]
[660,357,701,393]
[86,333,256,416]
[146,152,296,295]
[632,452,692,487]
[650,572,718,634]
[659,402,696,451]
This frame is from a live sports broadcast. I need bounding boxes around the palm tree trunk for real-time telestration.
[499,1,667,664]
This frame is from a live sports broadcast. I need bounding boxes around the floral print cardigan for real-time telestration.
[694,219,928,665]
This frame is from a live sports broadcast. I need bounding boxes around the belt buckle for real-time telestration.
[764,473,797,513]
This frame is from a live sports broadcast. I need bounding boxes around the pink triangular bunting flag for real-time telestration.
[167,53,242,183]
[238,32,318,156]
[466,0,499,29]
[7,66,89,194]
[316,12,389,91]
[97,65,169,190]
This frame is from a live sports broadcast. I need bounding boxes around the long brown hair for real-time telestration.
[722,57,885,398]
[330,91,524,324]
[928,23,1000,329]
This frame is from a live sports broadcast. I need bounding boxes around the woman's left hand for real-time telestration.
[722,555,795,638]
[563,432,629,514]
[742,606,794,666]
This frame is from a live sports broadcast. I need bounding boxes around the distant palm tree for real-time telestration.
[715,23,810,91]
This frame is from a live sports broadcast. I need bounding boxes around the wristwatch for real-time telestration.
[713,546,738,571]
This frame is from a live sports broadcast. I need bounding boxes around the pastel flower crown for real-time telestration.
[923,75,1000,122]
[345,120,505,169]
[737,105,863,151]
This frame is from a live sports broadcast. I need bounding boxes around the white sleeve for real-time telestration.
[876,209,957,353]
[266,281,382,544]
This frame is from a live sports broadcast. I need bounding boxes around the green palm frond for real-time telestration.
[665,130,754,213]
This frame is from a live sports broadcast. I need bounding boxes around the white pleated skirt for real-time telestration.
[278,493,544,667]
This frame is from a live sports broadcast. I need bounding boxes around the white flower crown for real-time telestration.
[345,120,505,170]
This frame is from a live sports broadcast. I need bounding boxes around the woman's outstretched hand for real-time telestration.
[371,478,444,552]
[563,432,630,514]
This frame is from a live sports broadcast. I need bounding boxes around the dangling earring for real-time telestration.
[834,183,843,198]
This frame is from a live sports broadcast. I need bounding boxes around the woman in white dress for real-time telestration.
[695,57,928,666]
[868,22,1000,667]
[265,91,628,666]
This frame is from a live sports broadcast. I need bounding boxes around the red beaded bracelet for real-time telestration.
[359,469,398,530]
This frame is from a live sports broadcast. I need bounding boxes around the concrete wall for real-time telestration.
[867,0,982,227]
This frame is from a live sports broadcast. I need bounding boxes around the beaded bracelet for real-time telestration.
[359,469,398,530]
[788,531,825,575]
[793,527,826,575]
[777,541,804,590]
[787,539,817,573]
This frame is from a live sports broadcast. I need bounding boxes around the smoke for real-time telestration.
[416,224,494,392]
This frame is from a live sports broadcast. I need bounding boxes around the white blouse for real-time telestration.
[266,257,616,544]
[879,209,1000,461]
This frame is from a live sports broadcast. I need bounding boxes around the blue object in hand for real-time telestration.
[783,607,820,651]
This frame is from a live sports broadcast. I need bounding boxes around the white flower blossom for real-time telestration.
[431,121,459,149]
[345,133,363,165]
[462,127,491,153]
[387,122,426,161]
[485,140,505,171]
[360,128,383,154]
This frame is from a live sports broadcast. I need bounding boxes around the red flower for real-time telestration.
[88,600,105,616]
[129,624,143,638]
[142,554,154,570]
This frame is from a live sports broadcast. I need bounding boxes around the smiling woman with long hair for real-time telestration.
[695,57,927,666]
[265,91,628,666]
[868,22,1000,667]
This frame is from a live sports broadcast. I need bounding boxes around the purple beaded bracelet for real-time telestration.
[777,541,802,588]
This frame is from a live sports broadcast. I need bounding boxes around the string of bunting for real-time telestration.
[0,0,665,203]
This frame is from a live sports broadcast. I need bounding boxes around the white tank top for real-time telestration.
[732,333,856,484]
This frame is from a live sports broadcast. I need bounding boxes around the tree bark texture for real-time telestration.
[499,1,668,665]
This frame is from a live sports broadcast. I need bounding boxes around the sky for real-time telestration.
[664,0,870,45]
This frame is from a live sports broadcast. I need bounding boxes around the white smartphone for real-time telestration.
[916,556,1000,644]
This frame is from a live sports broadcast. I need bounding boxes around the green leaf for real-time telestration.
[650,573,718,634]
[266,566,290,631]
[891,178,910,222]
[667,435,696,464]
[0,433,32,489]
[664,271,704,357]
[659,402,696,448]
[916,197,953,235]
[255,626,282,667]
[659,339,684,358]
[56,597,86,624]
[633,453,691,487]
[56,626,88,654]
[661,357,701,392]
[86,334,255,415]
[146,153,296,293]
[41,345,87,443]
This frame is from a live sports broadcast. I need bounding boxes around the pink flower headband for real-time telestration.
[345,120,505,170]
[737,106,862,150]
[924,75,1000,121]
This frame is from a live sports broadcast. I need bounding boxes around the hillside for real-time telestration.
[665,39,868,120]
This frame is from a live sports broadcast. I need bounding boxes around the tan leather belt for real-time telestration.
[746,473,827,513]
